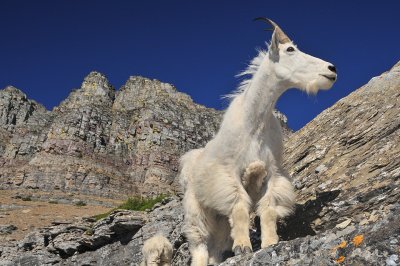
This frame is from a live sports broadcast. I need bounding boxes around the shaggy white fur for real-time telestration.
[179,18,337,266]
[141,235,173,266]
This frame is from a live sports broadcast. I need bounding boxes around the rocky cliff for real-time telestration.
[1,61,399,266]
[0,72,224,197]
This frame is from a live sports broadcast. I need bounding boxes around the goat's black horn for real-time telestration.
[254,17,291,44]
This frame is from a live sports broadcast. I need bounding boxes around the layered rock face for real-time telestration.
[281,62,399,236]
[0,86,51,161]
[0,72,223,197]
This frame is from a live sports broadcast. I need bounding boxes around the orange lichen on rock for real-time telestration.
[336,256,345,264]
[352,234,364,247]
[336,256,345,263]
[337,240,347,249]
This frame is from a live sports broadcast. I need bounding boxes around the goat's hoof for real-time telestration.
[261,237,279,249]
[233,246,243,256]
[243,246,252,254]
[233,245,252,256]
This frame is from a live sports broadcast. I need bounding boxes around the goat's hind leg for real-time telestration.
[257,165,295,248]
[183,189,210,266]
[208,216,232,264]
[186,219,209,266]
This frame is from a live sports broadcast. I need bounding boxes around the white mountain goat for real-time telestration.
[179,18,337,265]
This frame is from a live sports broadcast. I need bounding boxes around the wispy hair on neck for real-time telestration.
[223,48,268,100]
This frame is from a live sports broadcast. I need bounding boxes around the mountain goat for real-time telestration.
[179,18,337,265]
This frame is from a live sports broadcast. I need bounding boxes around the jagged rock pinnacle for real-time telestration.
[57,71,115,109]
[0,86,48,133]
[3,85,27,97]
[81,71,115,98]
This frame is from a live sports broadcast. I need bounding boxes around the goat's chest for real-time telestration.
[242,119,283,163]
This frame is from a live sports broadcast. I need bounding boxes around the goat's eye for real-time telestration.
[286,47,295,52]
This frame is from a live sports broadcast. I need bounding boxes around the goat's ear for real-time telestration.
[269,30,280,56]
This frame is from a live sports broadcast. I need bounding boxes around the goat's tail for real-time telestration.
[141,234,173,266]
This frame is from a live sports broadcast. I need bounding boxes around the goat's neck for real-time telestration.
[241,61,288,130]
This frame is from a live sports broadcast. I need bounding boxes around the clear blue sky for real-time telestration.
[1,0,399,130]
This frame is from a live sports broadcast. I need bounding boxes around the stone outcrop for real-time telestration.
[283,61,399,234]
[222,206,399,265]
[0,197,183,266]
[0,86,51,162]
[1,200,398,265]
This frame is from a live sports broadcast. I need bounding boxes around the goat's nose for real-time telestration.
[328,65,337,73]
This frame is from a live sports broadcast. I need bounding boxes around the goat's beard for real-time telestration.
[305,80,320,95]
[305,77,334,95]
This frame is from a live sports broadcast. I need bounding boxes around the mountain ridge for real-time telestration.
[0,72,223,197]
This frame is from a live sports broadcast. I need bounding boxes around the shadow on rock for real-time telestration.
[252,190,341,250]
[173,190,341,262]
[278,190,341,241]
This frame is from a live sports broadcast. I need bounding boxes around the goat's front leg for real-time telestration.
[229,188,252,255]
[257,166,295,248]
[258,205,279,247]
